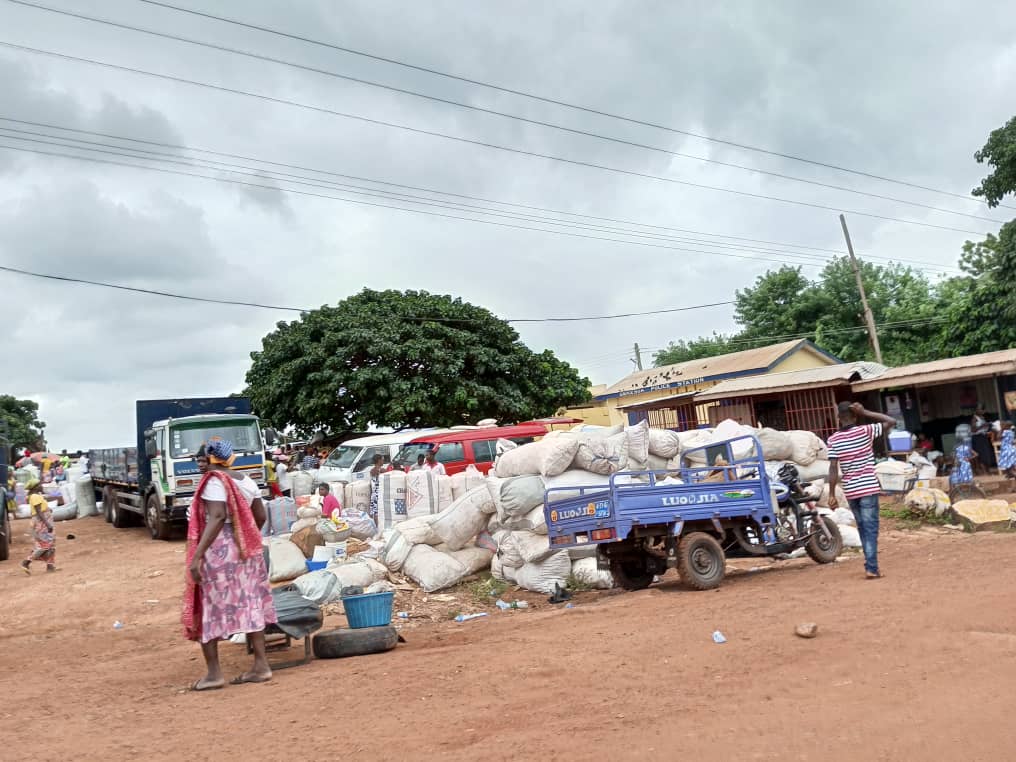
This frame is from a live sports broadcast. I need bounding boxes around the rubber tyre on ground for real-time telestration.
[949,483,986,503]
[145,493,173,541]
[0,513,9,562]
[609,558,657,591]
[109,491,131,529]
[676,532,726,591]
[805,516,843,564]
[312,625,399,659]
[103,487,114,523]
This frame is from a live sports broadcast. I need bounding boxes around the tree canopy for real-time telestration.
[246,289,590,433]
[0,395,45,451]
[972,115,1016,208]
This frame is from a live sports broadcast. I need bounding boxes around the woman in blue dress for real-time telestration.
[950,439,976,485]
[997,421,1015,478]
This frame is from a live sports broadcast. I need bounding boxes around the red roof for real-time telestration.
[406,422,549,444]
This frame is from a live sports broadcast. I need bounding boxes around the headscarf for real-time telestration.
[180,468,263,642]
[26,478,40,492]
[206,438,236,467]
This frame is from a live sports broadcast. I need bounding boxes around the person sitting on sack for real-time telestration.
[827,401,896,580]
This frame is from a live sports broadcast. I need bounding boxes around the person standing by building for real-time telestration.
[998,420,1015,480]
[275,456,292,499]
[410,454,427,471]
[423,449,446,476]
[971,407,997,474]
[264,452,281,498]
[300,447,320,472]
[827,401,896,580]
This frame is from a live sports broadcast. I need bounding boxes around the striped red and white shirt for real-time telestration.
[827,423,883,499]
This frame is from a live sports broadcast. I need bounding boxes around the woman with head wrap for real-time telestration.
[20,480,56,574]
[181,438,277,691]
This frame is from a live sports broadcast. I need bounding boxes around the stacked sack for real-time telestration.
[379,486,496,592]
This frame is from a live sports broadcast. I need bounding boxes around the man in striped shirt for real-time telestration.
[827,401,895,579]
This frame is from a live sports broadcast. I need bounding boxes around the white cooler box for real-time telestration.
[875,460,917,492]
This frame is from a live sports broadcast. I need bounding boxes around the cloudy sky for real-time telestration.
[1,0,1014,448]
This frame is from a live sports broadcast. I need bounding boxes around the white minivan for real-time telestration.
[317,430,450,483]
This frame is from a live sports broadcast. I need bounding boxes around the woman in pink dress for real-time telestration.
[181,439,277,691]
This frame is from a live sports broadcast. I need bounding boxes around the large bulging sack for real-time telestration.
[838,524,862,548]
[292,570,340,605]
[450,465,486,501]
[74,476,99,517]
[292,471,315,497]
[403,544,469,592]
[264,497,298,537]
[625,420,650,471]
[515,551,571,594]
[572,433,629,475]
[344,480,371,514]
[543,471,615,504]
[494,437,580,478]
[487,474,546,519]
[755,428,794,461]
[788,430,828,467]
[326,559,377,590]
[512,530,554,564]
[904,487,951,518]
[268,538,308,582]
[405,470,441,519]
[436,474,454,511]
[818,481,848,509]
[376,470,408,533]
[570,557,614,589]
[380,516,439,572]
[494,530,524,569]
[447,546,494,575]
[647,428,681,459]
[794,459,832,482]
[951,499,1011,532]
[430,486,495,551]
[505,505,547,535]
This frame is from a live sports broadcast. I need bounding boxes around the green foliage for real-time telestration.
[0,395,45,451]
[653,333,741,366]
[972,115,1016,207]
[246,289,590,432]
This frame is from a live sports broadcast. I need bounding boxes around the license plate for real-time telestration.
[550,500,611,522]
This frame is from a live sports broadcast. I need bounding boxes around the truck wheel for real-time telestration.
[102,487,114,523]
[609,557,656,591]
[0,514,9,562]
[805,516,842,564]
[109,491,131,529]
[145,494,172,541]
[676,532,726,591]
[313,626,398,659]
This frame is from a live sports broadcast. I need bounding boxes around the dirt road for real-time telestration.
[2,516,1015,761]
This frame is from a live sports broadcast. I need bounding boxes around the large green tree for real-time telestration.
[972,115,1016,207]
[0,395,45,451]
[246,289,590,432]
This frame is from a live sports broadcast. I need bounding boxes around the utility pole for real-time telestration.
[839,214,883,364]
[633,342,644,371]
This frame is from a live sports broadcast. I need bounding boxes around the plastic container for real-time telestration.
[312,545,336,563]
[305,559,328,573]
[888,430,911,452]
[343,591,394,629]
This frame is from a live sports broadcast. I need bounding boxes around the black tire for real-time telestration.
[609,558,656,591]
[805,516,842,564]
[109,491,131,529]
[103,487,114,523]
[313,625,399,659]
[0,513,9,562]
[145,493,173,541]
[949,483,986,503]
[676,532,726,591]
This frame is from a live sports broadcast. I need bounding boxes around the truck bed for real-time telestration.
[89,447,139,487]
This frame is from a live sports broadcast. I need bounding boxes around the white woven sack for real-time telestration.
[326,559,376,590]
[405,470,441,518]
[647,428,681,459]
[495,530,524,568]
[447,546,494,575]
[515,551,571,594]
[487,474,545,519]
[570,557,614,589]
[450,465,485,500]
[512,530,554,564]
[292,471,315,497]
[268,538,307,583]
[755,428,793,461]
[572,432,629,475]
[344,480,371,513]
[293,570,340,605]
[505,504,547,535]
[494,437,580,478]
[74,476,98,517]
[625,419,650,471]
[788,430,828,467]
[490,553,508,581]
[375,470,408,534]
[403,544,469,592]
[436,474,455,511]
[430,486,494,550]
[543,471,613,504]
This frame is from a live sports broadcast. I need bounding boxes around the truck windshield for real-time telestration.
[323,445,363,470]
[170,420,262,458]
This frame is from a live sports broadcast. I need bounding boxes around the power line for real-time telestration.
[131,0,1015,212]
[0,40,994,237]
[0,115,960,273]
[0,141,833,270]
[0,261,736,323]
[3,0,1002,224]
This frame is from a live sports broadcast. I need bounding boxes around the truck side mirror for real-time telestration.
[144,437,157,458]
[264,428,278,446]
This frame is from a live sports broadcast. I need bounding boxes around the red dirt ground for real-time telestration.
[2,515,1015,761]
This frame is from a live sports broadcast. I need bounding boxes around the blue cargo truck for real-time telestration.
[89,397,269,540]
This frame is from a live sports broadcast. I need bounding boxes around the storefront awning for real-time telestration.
[851,349,1016,392]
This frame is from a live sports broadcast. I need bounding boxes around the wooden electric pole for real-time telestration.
[633,342,644,371]
[838,214,883,364]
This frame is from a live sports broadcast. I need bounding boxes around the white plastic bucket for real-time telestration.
[325,540,348,561]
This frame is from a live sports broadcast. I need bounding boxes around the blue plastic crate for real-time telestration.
[343,591,394,629]
[306,560,328,573]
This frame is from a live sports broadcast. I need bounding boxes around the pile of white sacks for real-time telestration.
[266,419,859,598]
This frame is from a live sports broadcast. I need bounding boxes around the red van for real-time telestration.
[396,423,550,475]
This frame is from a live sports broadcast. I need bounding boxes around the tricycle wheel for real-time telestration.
[676,532,725,591]
[805,516,842,564]
[949,482,985,503]
[609,559,656,591]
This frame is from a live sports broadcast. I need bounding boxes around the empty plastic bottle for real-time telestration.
[712,630,727,644]
[454,613,489,623]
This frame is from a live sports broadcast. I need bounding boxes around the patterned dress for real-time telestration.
[998,429,1016,472]
[950,442,974,485]
[26,496,55,565]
